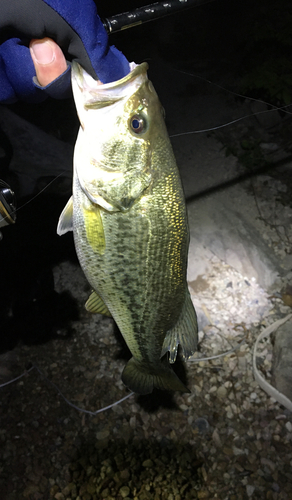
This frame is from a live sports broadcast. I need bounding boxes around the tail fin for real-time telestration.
[122,357,189,395]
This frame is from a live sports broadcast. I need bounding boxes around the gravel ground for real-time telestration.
[1,250,292,500]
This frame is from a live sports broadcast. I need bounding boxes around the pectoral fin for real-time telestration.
[57,196,73,235]
[82,204,105,254]
[85,291,112,317]
[161,289,198,363]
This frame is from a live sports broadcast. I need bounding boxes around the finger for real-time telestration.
[29,38,67,87]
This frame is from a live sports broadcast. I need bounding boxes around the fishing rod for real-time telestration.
[102,0,215,34]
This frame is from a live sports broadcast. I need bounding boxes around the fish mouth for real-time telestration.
[72,61,149,91]
[72,61,150,110]
[73,61,149,90]
[101,62,149,89]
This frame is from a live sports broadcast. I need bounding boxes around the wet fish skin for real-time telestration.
[58,61,198,395]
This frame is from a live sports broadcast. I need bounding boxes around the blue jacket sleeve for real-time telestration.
[0,0,130,103]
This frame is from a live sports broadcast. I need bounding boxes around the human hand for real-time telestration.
[29,38,67,88]
[0,0,129,103]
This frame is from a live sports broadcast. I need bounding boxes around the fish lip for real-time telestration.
[72,61,149,93]
[104,62,149,90]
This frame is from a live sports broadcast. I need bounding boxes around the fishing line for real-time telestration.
[10,66,292,210]
[0,363,134,415]
[0,365,35,388]
[188,337,245,362]
[0,334,244,412]
[169,110,277,137]
[169,65,292,137]
[9,172,69,218]
[175,67,292,115]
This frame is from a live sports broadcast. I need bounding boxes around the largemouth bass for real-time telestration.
[57,61,198,395]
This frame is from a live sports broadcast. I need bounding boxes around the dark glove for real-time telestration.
[0,0,130,103]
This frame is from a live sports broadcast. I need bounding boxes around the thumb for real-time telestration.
[29,38,67,87]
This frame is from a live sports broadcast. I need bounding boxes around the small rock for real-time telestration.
[61,486,70,496]
[246,484,255,497]
[201,466,208,482]
[119,485,130,498]
[197,490,209,498]
[232,446,245,456]
[223,447,233,456]
[212,428,222,447]
[87,483,96,495]
[129,416,136,428]
[54,494,65,500]
[142,459,153,468]
[217,386,227,399]
[260,457,276,471]
[194,418,210,434]
[120,469,130,481]
[272,319,292,401]
[23,484,40,498]
[96,430,110,440]
[82,493,92,500]
[272,482,280,492]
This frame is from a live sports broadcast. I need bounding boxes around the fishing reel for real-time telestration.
[0,179,16,240]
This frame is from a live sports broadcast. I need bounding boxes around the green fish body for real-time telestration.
[58,62,198,395]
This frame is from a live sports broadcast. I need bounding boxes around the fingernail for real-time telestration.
[30,40,55,65]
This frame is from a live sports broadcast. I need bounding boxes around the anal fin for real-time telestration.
[161,289,198,364]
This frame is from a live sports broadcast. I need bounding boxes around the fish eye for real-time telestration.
[129,114,147,134]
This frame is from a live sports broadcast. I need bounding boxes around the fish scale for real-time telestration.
[58,61,198,394]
